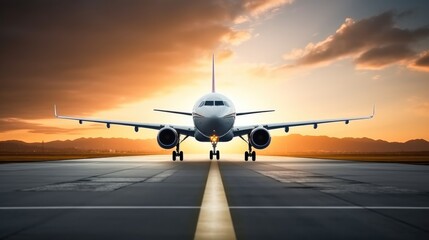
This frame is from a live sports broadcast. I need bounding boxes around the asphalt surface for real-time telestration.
[1,155,429,239]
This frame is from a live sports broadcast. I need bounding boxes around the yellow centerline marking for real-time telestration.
[194,161,236,240]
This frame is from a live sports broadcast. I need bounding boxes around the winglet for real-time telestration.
[372,104,376,118]
[211,53,215,93]
[54,104,58,117]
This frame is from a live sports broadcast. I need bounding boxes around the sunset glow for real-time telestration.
[1,0,428,144]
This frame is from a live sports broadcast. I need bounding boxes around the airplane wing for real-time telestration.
[233,106,375,137]
[236,110,275,116]
[153,109,192,116]
[54,105,195,136]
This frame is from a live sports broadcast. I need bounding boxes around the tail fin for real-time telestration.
[212,54,215,93]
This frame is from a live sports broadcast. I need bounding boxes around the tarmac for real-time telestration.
[1,155,429,239]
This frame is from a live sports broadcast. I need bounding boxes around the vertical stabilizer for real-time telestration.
[212,54,215,93]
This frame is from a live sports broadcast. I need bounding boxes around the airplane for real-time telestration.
[54,55,375,161]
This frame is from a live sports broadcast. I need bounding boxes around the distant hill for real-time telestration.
[1,135,428,154]
[0,138,167,154]
[260,135,429,154]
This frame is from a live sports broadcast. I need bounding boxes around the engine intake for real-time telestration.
[157,127,179,149]
[249,127,271,149]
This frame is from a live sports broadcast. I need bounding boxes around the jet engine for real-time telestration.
[249,127,271,149]
[157,127,179,149]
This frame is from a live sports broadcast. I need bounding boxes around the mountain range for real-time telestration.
[1,135,428,154]
[259,135,429,154]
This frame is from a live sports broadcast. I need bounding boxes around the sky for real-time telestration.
[1,0,429,144]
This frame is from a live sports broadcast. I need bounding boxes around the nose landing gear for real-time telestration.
[209,134,220,160]
[209,149,220,160]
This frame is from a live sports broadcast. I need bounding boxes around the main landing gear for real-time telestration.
[239,135,256,161]
[172,144,183,161]
[172,135,188,161]
[244,141,256,161]
[209,134,220,160]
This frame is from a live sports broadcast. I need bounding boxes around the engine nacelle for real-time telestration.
[157,127,179,149]
[249,127,271,149]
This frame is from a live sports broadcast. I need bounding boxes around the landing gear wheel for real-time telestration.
[244,140,256,161]
[251,151,256,161]
[216,150,220,160]
[209,150,213,160]
[179,151,184,161]
[172,151,177,161]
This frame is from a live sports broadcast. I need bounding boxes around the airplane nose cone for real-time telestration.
[193,115,234,137]
[193,107,234,137]
[206,117,225,135]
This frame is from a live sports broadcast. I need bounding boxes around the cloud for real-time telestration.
[244,0,293,16]
[355,45,415,69]
[409,51,429,72]
[0,118,100,134]
[0,0,291,120]
[232,0,293,24]
[222,30,252,45]
[218,49,234,61]
[283,11,429,69]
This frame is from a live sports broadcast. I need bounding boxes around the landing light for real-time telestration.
[210,135,219,144]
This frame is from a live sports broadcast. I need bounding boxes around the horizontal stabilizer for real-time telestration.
[154,109,192,116]
[236,110,275,116]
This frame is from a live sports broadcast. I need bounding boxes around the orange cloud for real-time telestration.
[0,0,289,121]
[233,0,293,23]
[409,51,429,72]
[244,0,293,16]
[0,118,101,134]
[218,49,234,61]
[222,30,252,45]
[283,11,429,70]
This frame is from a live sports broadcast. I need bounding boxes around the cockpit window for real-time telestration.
[201,100,228,106]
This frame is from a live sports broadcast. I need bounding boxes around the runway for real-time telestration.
[1,155,429,239]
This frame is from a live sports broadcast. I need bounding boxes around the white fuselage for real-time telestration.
[192,93,236,141]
